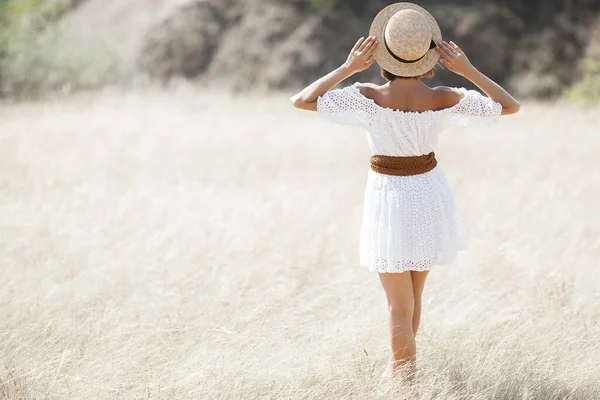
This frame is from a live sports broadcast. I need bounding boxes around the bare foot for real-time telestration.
[377,356,396,394]
[399,363,421,399]
[379,357,420,398]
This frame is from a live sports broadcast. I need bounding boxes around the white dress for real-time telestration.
[317,82,503,273]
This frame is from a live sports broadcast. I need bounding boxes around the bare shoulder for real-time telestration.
[432,86,465,108]
[357,82,380,101]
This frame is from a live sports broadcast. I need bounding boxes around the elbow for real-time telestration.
[290,95,317,111]
[506,101,521,114]
[503,101,521,115]
[290,95,304,109]
[511,101,521,114]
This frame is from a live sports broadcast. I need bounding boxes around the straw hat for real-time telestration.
[369,2,442,77]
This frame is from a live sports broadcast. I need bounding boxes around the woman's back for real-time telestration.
[358,81,463,113]
[317,82,503,157]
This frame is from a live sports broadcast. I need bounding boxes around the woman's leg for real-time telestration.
[410,270,430,337]
[378,271,417,381]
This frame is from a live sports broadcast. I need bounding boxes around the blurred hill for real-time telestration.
[4,0,600,99]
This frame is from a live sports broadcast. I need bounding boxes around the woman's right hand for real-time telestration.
[343,36,378,74]
[436,40,475,77]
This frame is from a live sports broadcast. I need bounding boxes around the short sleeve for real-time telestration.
[445,88,503,128]
[316,82,376,128]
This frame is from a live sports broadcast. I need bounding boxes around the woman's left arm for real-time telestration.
[436,41,520,115]
[290,36,378,111]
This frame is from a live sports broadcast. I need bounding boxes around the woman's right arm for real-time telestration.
[436,41,521,115]
[290,36,378,111]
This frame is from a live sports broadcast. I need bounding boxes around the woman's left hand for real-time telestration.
[343,36,378,74]
[436,40,475,77]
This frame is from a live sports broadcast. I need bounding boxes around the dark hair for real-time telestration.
[381,66,436,81]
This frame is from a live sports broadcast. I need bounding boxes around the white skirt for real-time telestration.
[359,165,467,273]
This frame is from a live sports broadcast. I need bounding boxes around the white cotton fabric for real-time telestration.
[317,82,503,273]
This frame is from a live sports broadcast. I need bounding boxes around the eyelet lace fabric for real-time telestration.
[317,82,502,273]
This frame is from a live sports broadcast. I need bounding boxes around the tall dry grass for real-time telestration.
[0,87,599,399]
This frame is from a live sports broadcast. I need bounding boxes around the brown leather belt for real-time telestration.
[370,152,437,176]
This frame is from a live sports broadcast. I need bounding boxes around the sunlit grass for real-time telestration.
[0,88,599,399]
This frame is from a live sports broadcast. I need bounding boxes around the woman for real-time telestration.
[290,2,520,386]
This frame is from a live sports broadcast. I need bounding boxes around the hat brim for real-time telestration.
[369,2,442,77]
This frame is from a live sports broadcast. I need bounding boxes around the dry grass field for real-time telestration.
[0,87,599,399]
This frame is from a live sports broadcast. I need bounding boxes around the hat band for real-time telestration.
[383,23,437,64]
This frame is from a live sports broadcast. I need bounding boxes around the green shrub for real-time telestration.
[564,46,600,106]
[0,0,116,99]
